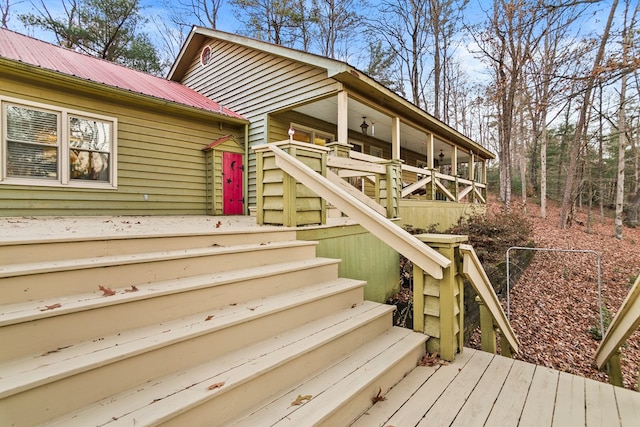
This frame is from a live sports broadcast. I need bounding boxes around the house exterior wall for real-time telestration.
[0,70,244,216]
[177,38,342,208]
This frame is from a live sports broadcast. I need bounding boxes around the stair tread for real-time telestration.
[44,301,395,426]
[230,328,427,426]
[0,277,365,398]
[0,257,340,327]
[0,240,317,278]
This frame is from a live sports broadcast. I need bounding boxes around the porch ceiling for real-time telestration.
[292,96,474,162]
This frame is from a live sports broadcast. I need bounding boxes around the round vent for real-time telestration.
[200,46,212,66]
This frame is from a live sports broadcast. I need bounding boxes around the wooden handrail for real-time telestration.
[595,274,640,370]
[459,244,520,354]
[266,143,451,279]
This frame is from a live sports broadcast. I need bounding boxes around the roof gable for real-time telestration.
[0,28,245,121]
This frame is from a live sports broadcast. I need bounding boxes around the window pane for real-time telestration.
[292,128,311,143]
[69,116,111,152]
[5,105,58,179]
[7,141,58,178]
[6,105,58,145]
[70,150,110,181]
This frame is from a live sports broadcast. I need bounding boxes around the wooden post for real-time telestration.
[253,141,328,226]
[476,296,497,354]
[499,331,513,358]
[415,234,468,361]
[256,150,265,225]
[384,159,402,218]
[607,350,624,387]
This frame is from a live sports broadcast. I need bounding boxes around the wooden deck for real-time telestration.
[352,347,640,427]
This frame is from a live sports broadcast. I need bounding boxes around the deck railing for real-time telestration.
[594,273,640,389]
[256,142,519,362]
[326,143,487,207]
[401,164,487,204]
[459,244,520,356]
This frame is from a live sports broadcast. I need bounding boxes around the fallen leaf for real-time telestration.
[419,352,445,367]
[372,387,386,404]
[215,221,222,228]
[99,285,116,296]
[39,303,62,311]
[205,315,214,321]
[124,285,139,293]
[291,394,313,405]
[207,381,225,390]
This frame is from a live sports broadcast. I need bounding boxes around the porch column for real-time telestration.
[391,116,401,160]
[469,150,475,181]
[426,133,434,169]
[452,147,458,176]
[337,91,349,144]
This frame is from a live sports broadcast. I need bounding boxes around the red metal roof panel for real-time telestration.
[0,28,245,121]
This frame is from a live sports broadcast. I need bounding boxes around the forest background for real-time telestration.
[2,0,639,238]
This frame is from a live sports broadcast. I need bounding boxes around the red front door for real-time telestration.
[222,152,243,215]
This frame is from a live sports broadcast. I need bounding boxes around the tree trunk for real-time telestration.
[559,0,618,229]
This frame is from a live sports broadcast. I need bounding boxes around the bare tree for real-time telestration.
[425,0,468,121]
[472,0,544,210]
[1,0,12,28]
[558,0,618,228]
[231,0,301,45]
[186,0,224,29]
[311,0,362,60]
[370,0,430,107]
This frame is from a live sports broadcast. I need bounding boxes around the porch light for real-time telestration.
[439,149,445,162]
[360,117,369,134]
[288,127,295,141]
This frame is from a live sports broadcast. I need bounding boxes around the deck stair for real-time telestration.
[0,228,427,426]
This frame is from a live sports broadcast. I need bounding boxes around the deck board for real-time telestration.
[451,353,514,427]
[384,349,475,426]
[552,372,586,427]
[519,365,559,427]
[484,356,535,427]
[351,347,640,427]
[416,350,493,427]
[585,376,620,426]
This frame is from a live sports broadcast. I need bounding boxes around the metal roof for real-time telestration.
[0,28,245,121]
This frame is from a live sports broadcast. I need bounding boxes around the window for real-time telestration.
[201,46,212,66]
[290,123,334,146]
[370,146,383,158]
[2,98,116,188]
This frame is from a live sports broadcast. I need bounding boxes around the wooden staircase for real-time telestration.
[0,228,427,426]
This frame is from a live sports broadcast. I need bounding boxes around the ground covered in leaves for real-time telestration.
[468,198,640,390]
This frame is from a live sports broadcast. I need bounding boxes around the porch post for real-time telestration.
[452,147,459,202]
[337,91,349,144]
[391,116,401,160]
[426,133,434,169]
[469,150,475,203]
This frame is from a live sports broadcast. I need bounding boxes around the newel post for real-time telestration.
[253,141,328,227]
[378,159,402,219]
[413,234,468,361]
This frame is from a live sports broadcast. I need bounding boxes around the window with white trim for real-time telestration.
[290,123,334,146]
[1,98,116,188]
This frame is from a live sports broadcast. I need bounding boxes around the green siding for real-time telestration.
[296,225,400,303]
[0,71,244,216]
